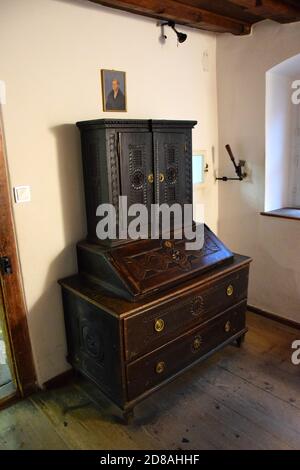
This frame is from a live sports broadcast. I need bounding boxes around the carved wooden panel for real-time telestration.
[118,132,153,211]
[86,139,103,219]
[121,232,220,282]
[60,255,251,412]
[109,226,234,298]
[153,131,191,208]
[77,120,197,244]
[81,129,110,238]
[108,131,120,217]
[124,266,249,360]
[81,321,105,362]
[126,303,247,400]
[61,288,124,405]
[184,130,193,205]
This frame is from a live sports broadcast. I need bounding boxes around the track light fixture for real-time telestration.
[160,21,187,44]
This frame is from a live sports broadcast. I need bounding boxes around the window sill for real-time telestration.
[261,207,300,221]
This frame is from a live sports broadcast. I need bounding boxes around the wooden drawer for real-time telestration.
[124,267,249,361]
[126,301,246,401]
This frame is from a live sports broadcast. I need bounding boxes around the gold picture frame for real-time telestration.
[101,69,127,112]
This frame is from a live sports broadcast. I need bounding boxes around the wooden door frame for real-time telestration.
[0,109,36,399]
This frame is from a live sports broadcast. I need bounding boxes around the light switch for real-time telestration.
[13,186,31,203]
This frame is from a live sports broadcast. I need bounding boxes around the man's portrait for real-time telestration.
[101,69,127,112]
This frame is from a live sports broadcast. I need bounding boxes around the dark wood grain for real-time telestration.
[76,119,197,246]
[60,118,252,420]
[87,0,251,35]
[62,287,126,407]
[60,254,251,318]
[0,114,36,397]
[127,302,247,401]
[229,0,300,22]
[177,0,262,23]
[85,0,300,35]
[77,226,234,301]
[60,256,251,415]
[124,266,249,360]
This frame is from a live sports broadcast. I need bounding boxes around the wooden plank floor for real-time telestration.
[0,312,299,450]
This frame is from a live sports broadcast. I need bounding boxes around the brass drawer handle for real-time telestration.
[155,361,165,374]
[159,173,165,183]
[154,318,165,333]
[193,336,202,351]
[226,284,234,297]
[224,320,231,333]
[147,173,154,184]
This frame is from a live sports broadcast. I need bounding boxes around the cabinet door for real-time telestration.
[153,132,192,207]
[118,132,154,210]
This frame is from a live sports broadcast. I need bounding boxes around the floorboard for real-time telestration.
[0,399,69,450]
[0,312,299,450]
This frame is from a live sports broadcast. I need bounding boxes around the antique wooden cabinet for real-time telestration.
[59,119,251,422]
[77,119,195,243]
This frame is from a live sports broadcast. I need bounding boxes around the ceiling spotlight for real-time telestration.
[161,21,187,44]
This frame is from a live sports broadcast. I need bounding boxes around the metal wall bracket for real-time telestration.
[0,256,12,275]
[216,145,247,182]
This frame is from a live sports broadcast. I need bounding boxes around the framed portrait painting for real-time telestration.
[101,69,127,112]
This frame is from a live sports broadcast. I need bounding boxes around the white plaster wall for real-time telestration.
[217,20,300,323]
[0,0,219,384]
[265,72,293,211]
[289,101,300,206]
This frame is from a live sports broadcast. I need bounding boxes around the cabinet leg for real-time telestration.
[123,409,134,425]
[236,333,246,348]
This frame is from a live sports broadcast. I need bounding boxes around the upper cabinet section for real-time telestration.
[76,119,197,244]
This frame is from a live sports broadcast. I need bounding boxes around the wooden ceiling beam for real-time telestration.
[229,0,300,23]
[87,0,252,35]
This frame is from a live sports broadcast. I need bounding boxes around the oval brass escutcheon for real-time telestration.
[159,172,165,183]
[224,320,231,333]
[193,336,202,351]
[154,318,165,333]
[226,284,234,297]
[164,240,173,249]
[155,361,165,374]
[147,173,154,184]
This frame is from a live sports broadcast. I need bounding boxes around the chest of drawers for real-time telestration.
[59,254,250,421]
[59,119,251,422]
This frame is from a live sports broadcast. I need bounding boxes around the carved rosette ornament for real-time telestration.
[82,325,104,362]
[191,296,205,316]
